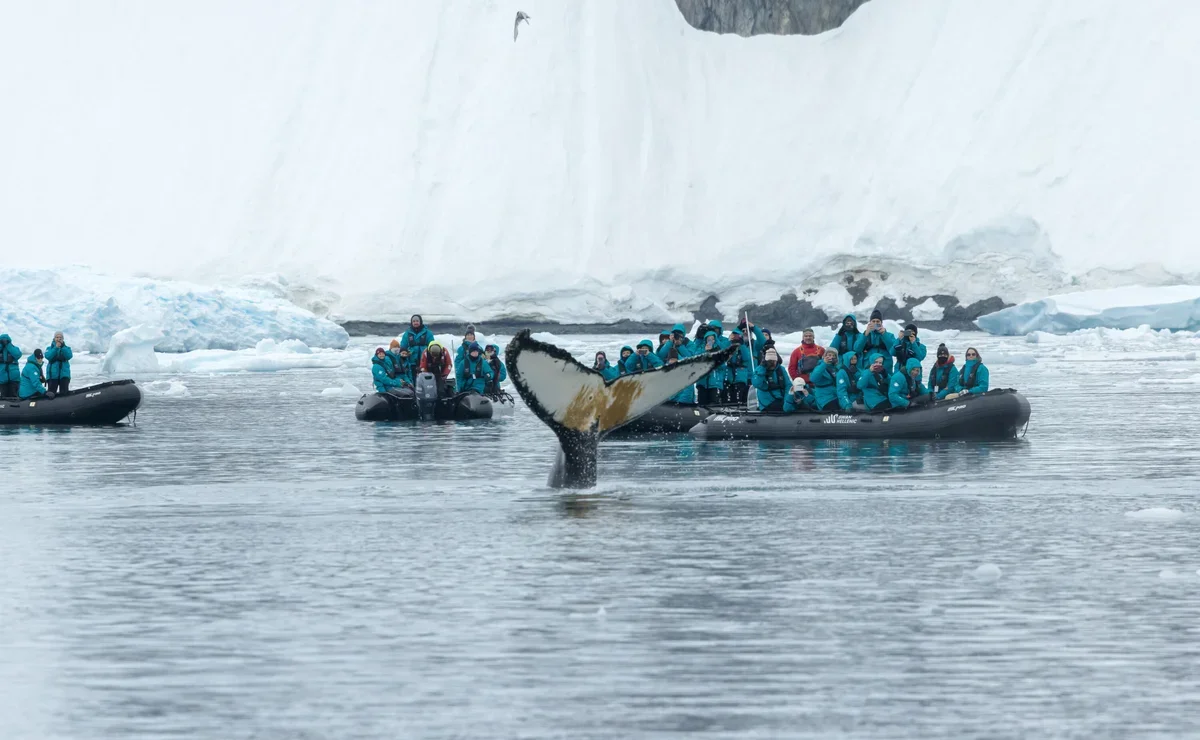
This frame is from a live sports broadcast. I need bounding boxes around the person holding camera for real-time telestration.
[853,309,897,375]
[893,323,926,371]
[787,328,826,383]
[44,332,73,394]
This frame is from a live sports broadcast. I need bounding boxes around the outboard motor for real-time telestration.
[414,372,440,420]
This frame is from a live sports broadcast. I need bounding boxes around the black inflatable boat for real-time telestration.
[0,379,142,425]
[355,372,507,422]
[608,401,742,437]
[691,389,1031,442]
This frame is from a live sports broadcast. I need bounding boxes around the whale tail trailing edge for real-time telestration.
[504,330,733,488]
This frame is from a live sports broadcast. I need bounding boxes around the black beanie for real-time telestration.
[936,343,949,360]
[466,324,476,334]
[905,323,918,334]
[870,309,883,321]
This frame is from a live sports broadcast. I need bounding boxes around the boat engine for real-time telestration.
[414,372,440,420]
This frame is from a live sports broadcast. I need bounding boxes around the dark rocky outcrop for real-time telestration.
[674,0,871,36]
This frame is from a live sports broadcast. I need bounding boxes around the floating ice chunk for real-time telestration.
[979,285,1200,335]
[160,346,346,374]
[987,352,1038,365]
[142,379,189,397]
[1159,569,1187,581]
[320,382,362,398]
[971,564,1003,582]
[1125,507,1186,522]
[99,325,163,374]
[911,297,945,322]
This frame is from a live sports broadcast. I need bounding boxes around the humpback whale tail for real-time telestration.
[504,330,733,488]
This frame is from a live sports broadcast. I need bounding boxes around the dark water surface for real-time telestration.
[3,332,1200,738]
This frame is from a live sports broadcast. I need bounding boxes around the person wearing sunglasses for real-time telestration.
[944,347,989,400]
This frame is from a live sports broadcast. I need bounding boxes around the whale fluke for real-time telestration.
[504,330,732,488]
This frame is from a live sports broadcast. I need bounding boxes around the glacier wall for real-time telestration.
[2,0,1199,326]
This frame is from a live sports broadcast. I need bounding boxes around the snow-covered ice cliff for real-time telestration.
[3,0,1199,327]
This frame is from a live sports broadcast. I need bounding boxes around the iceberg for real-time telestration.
[99,324,163,374]
[977,286,1200,335]
[0,268,349,352]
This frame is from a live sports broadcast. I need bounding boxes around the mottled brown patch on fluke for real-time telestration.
[560,378,645,433]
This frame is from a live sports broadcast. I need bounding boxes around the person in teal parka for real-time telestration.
[892,323,927,370]
[660,324,691,361]
[927,343,958,400]
[829,314,861,363]
[888,358,928,410]
[456,342,494,394]
[593,351,621,382]
[854,310,897,375]
[856,354,892,412]
[617,345,635,376]
[454,325,479,367]
[372,347,407,393]
[483,344,507,394]
[808,348,841,412]
[948,347,989,397]
[624,340,663,374]
[836,351,863,411]
[752,348,791,412]
[0,334,21,398]
[694,330,726,404]
[44,331,73,394]
[19,349,48,399]
[655,329,672,358]
[724,328,754,405]
[385,343,416,386]
[400,314,435,358]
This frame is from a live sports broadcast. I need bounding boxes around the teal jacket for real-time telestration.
[45,344,73,380]
[893,336,926,369]
[725,331,754,384]
[955,359,990,395]
[928,360,959,400]
[828,315,861,364]
[809,359,840,409]
[857,365,892,411]
[624,341,664,374]
[384,351,416,385]
[696,331,726,389]
[456,354,494,394]
[484,346,507,392]
[854,328,898,375]
[596,360,621,382]
[617,346,635,376]
[836,358,863,411]
[372,355,406,393]
[400,326,435,356]
[0,335,21,383]
[888,359,927,409]
[752,363,791,411]
[19,358,46,399]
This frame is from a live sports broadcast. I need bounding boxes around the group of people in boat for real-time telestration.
[0,332,73,400]
[369,315,507,397]
[595,310,991,413]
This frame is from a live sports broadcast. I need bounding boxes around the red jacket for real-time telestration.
[788,343,826,382]
[420,349,453,377]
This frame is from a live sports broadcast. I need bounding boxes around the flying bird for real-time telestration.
[514,11,530,41]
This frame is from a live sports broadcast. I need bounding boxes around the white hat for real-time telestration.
[792,377,806,393]
[764,349,780,362]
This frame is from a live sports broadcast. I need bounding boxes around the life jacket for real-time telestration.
[930,360,955,392]
[462,356,485,381]
[0,342,14,371]
[963,361,981,391]
[869,369,888,393]
[486,357,503,392]
[799,353,822,376]
[763,364,788,392]
[895,339,920,363]
[904,372,921,398]
[832,328,859,355]
[842,364,859,394]
[727,344,745,369]
[863,331,888,352]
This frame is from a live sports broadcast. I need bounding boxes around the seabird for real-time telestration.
[514,11,530,41]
